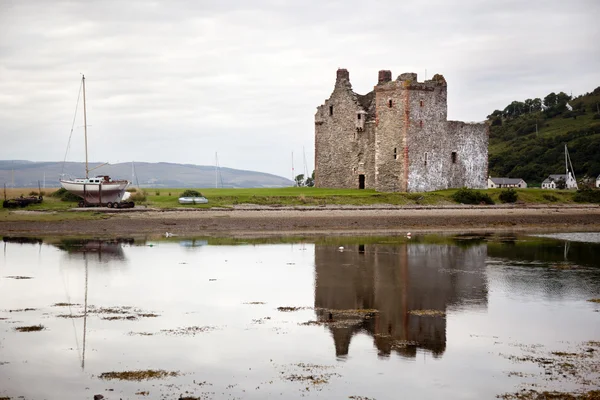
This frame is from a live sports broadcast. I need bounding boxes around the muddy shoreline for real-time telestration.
[2,205,600,237]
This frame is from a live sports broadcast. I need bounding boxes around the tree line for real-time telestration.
[488,86,600,185]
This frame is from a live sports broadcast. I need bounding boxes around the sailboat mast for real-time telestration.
[82,75,89,178]
[565,144,568,177]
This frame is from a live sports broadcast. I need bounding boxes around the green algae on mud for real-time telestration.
[316,308,379,316]
[160,326,217,336]
[101,315,138,321]
[349,397,376,400]
[498,340,600,397]
[408,309,446,317]
[14,324,44,332]
[98,369,179,381]
[277,306,311,312]
[588,299,600,303]
[497,390,600,399]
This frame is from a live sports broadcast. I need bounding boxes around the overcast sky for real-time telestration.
[1,0,598,178]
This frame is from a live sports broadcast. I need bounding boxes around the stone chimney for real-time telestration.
[336,68,350,83]
[378,70,392,84]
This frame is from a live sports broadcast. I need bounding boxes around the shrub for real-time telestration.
[593,114,600,120]
[127,187,137,193]
[499,188,518,203]
[180,189,202,197]
[155,191,160,196]
[51,187,81,202]
[452,187,494,205]
[130,190,147,203]
[573,188,600,203]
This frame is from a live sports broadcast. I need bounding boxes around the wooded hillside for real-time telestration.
[488,86,600,186]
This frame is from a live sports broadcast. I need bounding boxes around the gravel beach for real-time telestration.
[2,205,600,237]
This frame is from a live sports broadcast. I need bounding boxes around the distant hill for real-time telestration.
[0,161,294,188]
[488,86,600,186]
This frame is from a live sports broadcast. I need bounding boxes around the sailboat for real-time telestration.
[542,144,578,190]
[564,144,578,190]
[60,75,132,208]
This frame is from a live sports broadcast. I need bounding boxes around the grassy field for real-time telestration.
[142,187,450,208]
[1,186,590,212]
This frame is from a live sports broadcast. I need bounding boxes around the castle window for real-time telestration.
[357,113,361,120]
[451,151,457,164]
[388,99,393,108]
[419,120,423,128]
[329,105,334,116]
[420,100,424,107]
[393,147,397,160]
[424,152,428,166]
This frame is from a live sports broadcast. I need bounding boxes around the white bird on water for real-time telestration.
[338,246,344,252]
[165,232,173,238]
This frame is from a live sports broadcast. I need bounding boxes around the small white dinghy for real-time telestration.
[178,196,208,205]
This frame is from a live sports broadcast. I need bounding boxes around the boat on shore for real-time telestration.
[178,196,209,205]
[61,175,131,208]
[59,75,133,208]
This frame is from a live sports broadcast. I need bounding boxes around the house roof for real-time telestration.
[542,174,567,184]
[489,177,524,185]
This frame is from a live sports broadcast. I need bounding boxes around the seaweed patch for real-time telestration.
[14,324,45,332]
[98,369,179,381]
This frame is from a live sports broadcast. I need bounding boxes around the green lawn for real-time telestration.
[1,187,592,216]
[138,187,453,208]
[129,187,586,208]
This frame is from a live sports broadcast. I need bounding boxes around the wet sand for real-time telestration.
[2,205,600,236]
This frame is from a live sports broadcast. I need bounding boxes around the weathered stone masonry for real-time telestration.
[314,69,488,192]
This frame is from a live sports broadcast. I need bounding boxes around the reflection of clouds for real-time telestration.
[314,243,488,359]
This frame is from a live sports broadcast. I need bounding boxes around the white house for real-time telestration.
[596,174,600,188]
[487,177,527,189]
[541,172,578,190]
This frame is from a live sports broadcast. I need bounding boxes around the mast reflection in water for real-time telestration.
[314,243,488,358]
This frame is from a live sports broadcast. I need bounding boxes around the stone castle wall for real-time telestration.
[315,69,488,192]
[315,70,376,189]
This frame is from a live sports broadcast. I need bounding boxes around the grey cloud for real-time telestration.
[1,0,598,177]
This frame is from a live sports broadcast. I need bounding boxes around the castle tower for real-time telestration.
[315,69,487,192]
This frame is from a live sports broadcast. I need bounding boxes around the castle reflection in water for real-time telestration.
[314,243,488,358]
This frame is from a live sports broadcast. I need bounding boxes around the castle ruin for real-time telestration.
[314,69,488,192]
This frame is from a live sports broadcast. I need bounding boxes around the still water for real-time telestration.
[0,234,599,400]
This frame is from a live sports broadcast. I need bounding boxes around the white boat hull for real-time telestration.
[60,179,129,205]
[178,197,208,204]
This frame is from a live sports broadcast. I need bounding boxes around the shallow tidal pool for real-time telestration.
[1,233,599,399]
